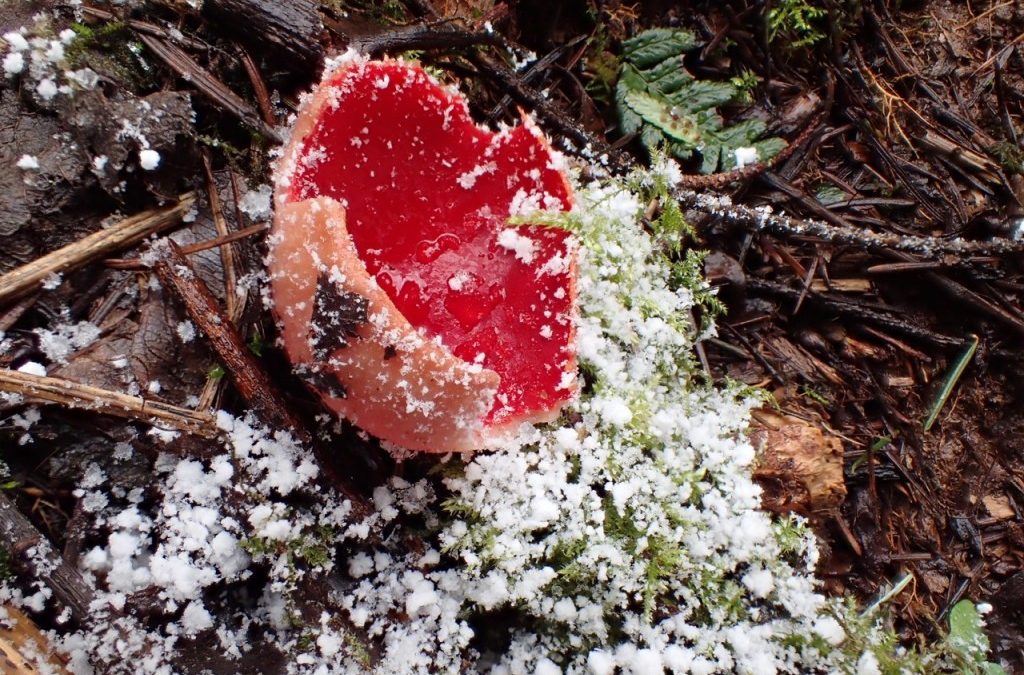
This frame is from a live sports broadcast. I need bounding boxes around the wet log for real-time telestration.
[202,0,324,72]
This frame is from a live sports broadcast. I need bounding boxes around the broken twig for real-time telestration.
[151,240,299,434]
[0,491,97,623]
[681,190,1024,258]
[0,194,195,308]
[0,369,218,438]
[138,34,282,143]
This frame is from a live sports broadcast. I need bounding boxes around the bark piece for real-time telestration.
[202,0,323,73]
[751,409,847,516]
[0,605,71,675]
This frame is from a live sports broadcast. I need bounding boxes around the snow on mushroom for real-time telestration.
[268,56,577,452]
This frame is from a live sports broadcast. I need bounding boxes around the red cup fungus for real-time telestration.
[269,56,577,452]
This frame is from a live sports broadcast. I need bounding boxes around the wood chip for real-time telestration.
[751,409,847,516]
[0,605,70,675]
[983,494,1016,520]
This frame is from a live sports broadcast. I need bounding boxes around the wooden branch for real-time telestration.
[0,194,195,307]
[151,239,302,435]
[346,23,503,54]
[0,369,219,438]
[138,34,283,144]
[201,151,240,320]
[203,0,323,70]
[0,492,96,623]
[679,189,1024,258]
[746,278,966,349]
[149,240,372,516]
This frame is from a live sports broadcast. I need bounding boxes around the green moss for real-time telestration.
[343,629,374,668]
[0,548,12,582]
[767,0,828,49]
[66,21,155,91]
[989,141,1024,175]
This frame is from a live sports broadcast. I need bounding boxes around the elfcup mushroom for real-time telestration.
[268,57,578,452]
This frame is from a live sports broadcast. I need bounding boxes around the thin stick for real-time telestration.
[138,34,282,143]
[238,47,276,127]
[104,223,268,270]
[0,194,195,307]
[201,151,239,319]
[152,240,301,434]
[0,369,218,438]
[680,189,1024,258]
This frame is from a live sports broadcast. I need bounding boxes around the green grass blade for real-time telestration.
[922,334,979,433]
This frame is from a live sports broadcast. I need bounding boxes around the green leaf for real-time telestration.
[699,144,721,174]
[624,90,702,146]
[753,137,787,163]
[667,80,738,113]
[615,27,789,174]
[712,118,767,147]
[668,142,693,161]
[642,56,692,94]
[815,184,848,205]
[622,29,699,68]
[949,600,989,659]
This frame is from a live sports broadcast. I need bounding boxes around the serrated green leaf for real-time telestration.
[641,126,668,151]
[983,663,1009,675]
[668,141,693,161]
[624,90,702,146]
[815,184,848,205]
[616,26,787,175]
[711,118,767,148]
[667,80,739,113]
[617,63,647,93]
[617,102,643,136]
[615,73,644,136]
[642,56,692,94]
[699,144,721,174]
[752,137,787,163]
[622,29,699,68]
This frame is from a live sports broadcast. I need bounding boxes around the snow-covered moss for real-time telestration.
[325,167,980,674]
[336,169,834,673]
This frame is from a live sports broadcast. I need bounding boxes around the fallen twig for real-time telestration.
[0,491,97,623]
[138,34,283,144]
[238,47,276,127]
[150,240,372,515]
[104,222,268,270]
[746,278,966,349]
[0,369,219,438]
[681,190,1024,258]
[151,240,300,433]
[345,22,503,54]
[0,194,195,307]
